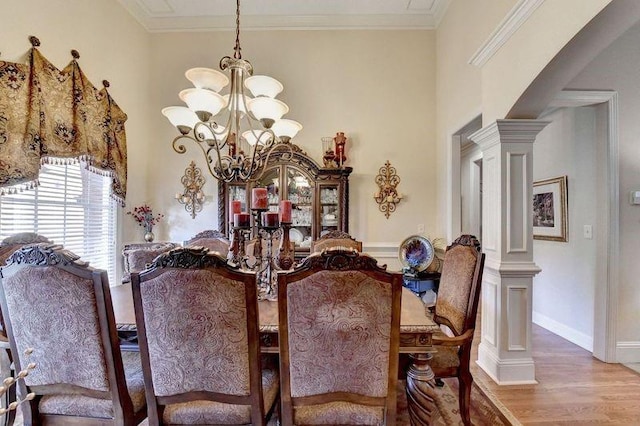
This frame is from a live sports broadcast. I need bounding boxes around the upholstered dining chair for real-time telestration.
[277,249,402,426]
[0,243,147,425]
[121,241,180,283]
[429,235,485,426]
[310,230,363,253]
[183,229,230,256]
[131,247,279,426]
[0,233,52,426]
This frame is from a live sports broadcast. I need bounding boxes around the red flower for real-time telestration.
[127,204,164,232]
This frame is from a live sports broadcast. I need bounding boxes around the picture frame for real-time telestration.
[533,175,568,242]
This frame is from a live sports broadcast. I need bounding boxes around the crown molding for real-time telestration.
[118,0,451,32]
[468,0,545,67]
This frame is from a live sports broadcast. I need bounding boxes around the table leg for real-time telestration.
[406,352,437,425]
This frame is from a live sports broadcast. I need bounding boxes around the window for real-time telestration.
[0,160,119,284]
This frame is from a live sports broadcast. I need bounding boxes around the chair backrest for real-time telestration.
[121,242,180,283]
[132,247,267,425]
[433,235,485,336]
[0,243,138,423]
[277,249,402,426]
[311,230,363,253]
[0,233,52,264]
[184,229,230,256]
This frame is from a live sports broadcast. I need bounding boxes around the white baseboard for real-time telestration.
[533,311,593,352]
[616,341,640,363]
[477,342,538,385]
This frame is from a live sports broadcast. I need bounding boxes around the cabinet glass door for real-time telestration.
[256,167,280,213]
[319,184,340,237]
[286,167,313,247]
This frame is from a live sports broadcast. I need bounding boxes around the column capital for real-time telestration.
[469,119,550,150]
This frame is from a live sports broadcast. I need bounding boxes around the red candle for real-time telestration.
[234,212,251,228]
[252,187,268,209]
[279,200,292,223]
[229,200,242,216]
[262,211,279,227]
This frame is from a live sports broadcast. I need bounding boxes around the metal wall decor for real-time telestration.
[175,161,206,219]
[374,160,403,219]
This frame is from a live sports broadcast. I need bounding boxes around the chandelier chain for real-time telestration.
[233,0,242,59]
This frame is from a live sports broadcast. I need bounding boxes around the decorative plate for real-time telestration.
[399,235,434,272]
[289,228,304,244]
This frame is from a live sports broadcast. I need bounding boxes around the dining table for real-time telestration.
[110,282,441,425]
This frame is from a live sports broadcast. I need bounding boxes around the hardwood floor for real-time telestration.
[470,324,640,424]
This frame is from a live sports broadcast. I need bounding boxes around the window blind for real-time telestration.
[0,161,118,285]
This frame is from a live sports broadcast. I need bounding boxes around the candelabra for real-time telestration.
[229,191,294,300]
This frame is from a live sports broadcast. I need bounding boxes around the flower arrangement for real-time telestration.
[0,348,36,417]
[127,204,164,232]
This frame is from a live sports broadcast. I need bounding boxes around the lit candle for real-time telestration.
[229,199,242,216]
[252,187,268,209]
[262,211,279,228]
[234,212,251,228]
[279,200,292,223]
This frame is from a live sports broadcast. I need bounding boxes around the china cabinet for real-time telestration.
[218,143,352,254]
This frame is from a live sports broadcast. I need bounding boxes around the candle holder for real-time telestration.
[277,222,294,270]
[374,160,403,219]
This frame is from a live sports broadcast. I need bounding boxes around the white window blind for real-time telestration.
[0,160,118,285]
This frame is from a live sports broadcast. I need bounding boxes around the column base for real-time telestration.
[477,342,538,385]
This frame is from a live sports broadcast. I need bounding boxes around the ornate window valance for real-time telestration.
[0,36,127,204]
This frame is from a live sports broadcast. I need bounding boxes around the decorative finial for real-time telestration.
[71,49,80,59]
[102,80,110,88]
[29,36,41,47]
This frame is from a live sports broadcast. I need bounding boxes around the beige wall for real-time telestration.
[1,0,151,273]
[435,0,517,237]
[149,30,436,261]
[435,0,612,239]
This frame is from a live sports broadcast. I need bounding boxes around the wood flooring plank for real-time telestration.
[470,323,640,424]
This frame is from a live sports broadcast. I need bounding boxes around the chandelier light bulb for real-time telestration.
[185,67,229,92]
[244,75,283,98]
[247,97,289,122]
[162,106,200,133]
[242,130,273,146]
[179,88,226,120]
[272,119,302,140]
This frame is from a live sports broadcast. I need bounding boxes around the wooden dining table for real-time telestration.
[110,283,441,425]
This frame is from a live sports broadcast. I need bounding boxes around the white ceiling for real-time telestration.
[117,0,451,32]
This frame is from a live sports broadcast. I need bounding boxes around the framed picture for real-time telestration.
[533,175,568,242]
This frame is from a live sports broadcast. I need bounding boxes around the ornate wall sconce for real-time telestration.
[175,161,206,219]
[374,160,403,219]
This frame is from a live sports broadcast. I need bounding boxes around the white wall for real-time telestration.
[148,30,436,270]
[532,106,598,351]
[568,20,640,361]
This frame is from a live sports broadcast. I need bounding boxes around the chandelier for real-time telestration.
[162,0,302,182]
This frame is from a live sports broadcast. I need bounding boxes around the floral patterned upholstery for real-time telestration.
[430,235,485,426]
[184,230,230,256]
[278,250,402,426]
[0,244,147,424]
[121,242,179,283]
[434,243,479,335]
[133,247,278,425]
[39,351,146,417]
[4,265,110,390]
[311,231,362,253]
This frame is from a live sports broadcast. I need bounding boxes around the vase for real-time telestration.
[144,231,155,242]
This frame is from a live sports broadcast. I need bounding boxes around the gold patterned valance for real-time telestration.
[0,37,127,204]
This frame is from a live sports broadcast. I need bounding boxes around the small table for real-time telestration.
[110,283,440,425]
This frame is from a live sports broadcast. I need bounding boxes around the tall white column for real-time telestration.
[469,119,549,385]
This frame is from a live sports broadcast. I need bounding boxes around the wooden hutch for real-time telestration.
[218,143,352,258]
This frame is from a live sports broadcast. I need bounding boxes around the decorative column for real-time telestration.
[469,119,549,385]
